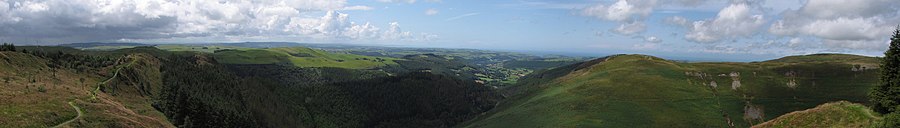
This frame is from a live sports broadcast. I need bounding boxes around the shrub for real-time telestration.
[880,112,900,128]
[37,86,46,93]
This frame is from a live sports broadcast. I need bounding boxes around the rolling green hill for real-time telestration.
[752,101,882,128]
[151,44,401,69]
[212,47,400,69]
[464,54,880,127]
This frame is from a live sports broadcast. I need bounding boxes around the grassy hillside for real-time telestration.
[464,54,880,127]
[211,47,400,69]
[753,101,882,128]
[0,51,172,127]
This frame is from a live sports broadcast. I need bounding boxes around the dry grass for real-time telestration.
[753,101,882,128]
[0,51,173,127]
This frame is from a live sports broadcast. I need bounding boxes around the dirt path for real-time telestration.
[54,57,134,127]
[52,101,83,128]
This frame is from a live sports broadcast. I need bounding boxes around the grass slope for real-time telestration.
[752,101,882,128]
[0,51,172,127]
[464,54,880,127]
[210,47,400,69]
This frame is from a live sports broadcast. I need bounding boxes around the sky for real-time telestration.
[0,0,898,61]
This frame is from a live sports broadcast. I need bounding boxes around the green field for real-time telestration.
[212,47,400,69]
[80,46,141,51]
[464,54,880,127]
[155,45,252,53]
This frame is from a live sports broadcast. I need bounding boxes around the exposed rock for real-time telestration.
[787,79,798,88]
[852,64,879,72]
[744,103,765,124]
[784,71,799,88]
[732,80,741,90]
[730,72,741,90]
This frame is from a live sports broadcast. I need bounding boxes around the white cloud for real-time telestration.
[799,0,895,19]
[377,0,415,4]
[677,3,765,43]
[644,36,662,43]
[664,16,689,26]
[0,0,20,23]
[767,0,899,51]
[377,0,441,4]
[801,17,889,40]
[581,0,657,22]
[0,0,432,44]
[669,0,710,6]
[425,8,439,15]
[446,13,479,21]
[788,38,804,48]
[611,21,646,36]
[343,22,380,39]
[502,1,588,10]
[822,39,889,51]
[383,22,412,40]
[342,5,373,11]
[632,42,659,50]
[579,0,658,37]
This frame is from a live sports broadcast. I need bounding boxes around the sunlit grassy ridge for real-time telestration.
[464,54,880,127]
[216,47,400,69]
[155,45,252,53]
[752,101,882,128]
[156,45,401,69]
[764,53,880,64]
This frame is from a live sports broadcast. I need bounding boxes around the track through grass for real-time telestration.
[51,101,83,128]
[51,55,135,127]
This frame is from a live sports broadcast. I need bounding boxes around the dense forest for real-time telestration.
[155,53,502,127]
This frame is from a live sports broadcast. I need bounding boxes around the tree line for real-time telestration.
[0,43,15,51]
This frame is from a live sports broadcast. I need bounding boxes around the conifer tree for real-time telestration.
[871,26,900,114]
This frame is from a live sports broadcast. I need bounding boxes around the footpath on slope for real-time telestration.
[51,101,84,128]
[51,57,134,127]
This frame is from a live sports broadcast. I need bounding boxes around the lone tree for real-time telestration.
[872,26,900,114]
